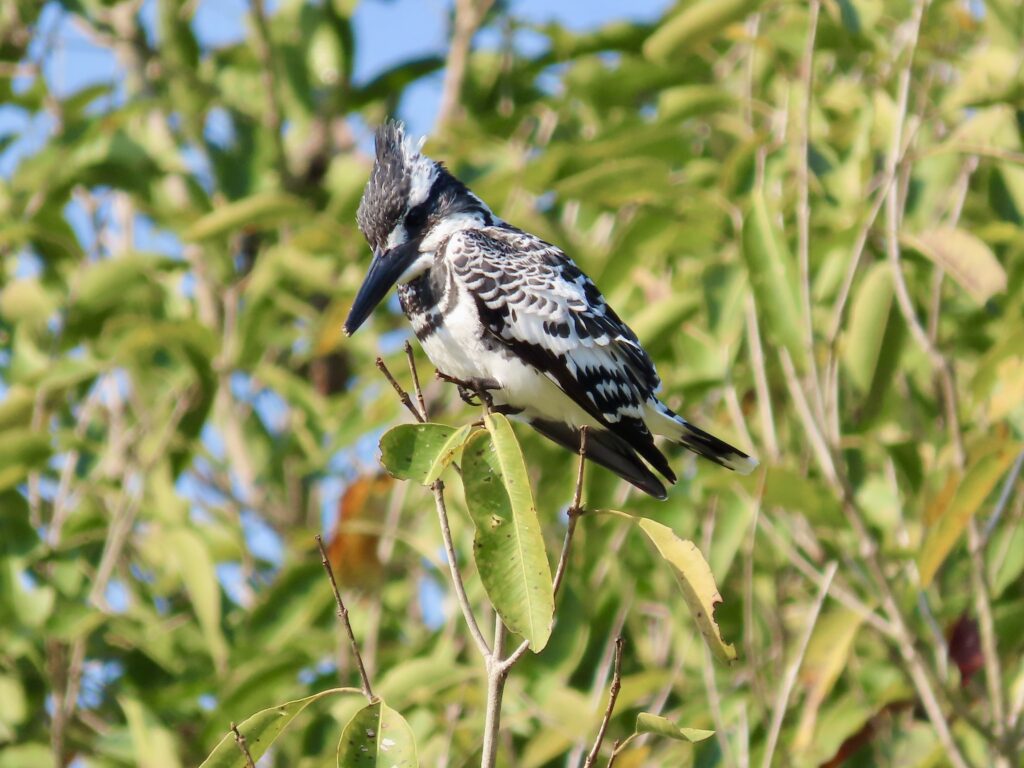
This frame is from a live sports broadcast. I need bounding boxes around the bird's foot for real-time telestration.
[435,372,500,411]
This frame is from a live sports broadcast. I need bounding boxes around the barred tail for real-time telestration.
[646,402,758,475]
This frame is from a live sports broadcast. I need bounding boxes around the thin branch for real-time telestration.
[967,521,1006,738]
[583,636,625,768]
[436,0,495,129]
[983,449,1024,543]
[745,298,779,461]
[404,341,428,420]
[761,561,838,768]
[315,535,375,701]
[377,357,425,423]
[231,722,256,768]
[431,480,491,657]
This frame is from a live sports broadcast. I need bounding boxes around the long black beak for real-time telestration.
[344,241,419,335]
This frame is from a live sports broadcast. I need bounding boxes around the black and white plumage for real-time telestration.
[345,122,757,499]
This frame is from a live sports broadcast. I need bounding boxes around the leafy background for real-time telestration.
[2,0,1024,766]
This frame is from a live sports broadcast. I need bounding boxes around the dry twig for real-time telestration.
[231,722,256,768]
[583,636,625,767]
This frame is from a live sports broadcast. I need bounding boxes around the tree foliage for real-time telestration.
[2,0,1024,766]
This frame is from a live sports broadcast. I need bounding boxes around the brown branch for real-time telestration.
[404,341,428,419]
[231,722,256,768]
[315,535,375,701]
[377,357,425,423]
[583,636,625,768]
[436,0,495,129]
[249,0,292,186]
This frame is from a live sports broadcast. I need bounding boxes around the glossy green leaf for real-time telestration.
[637,518,737,663]
[336,699,418,767]
[200,689,360,768]
[635,712,714,743]
[378,423,473,484]
[462,417,554,651]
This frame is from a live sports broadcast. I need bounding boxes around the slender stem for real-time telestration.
[249,0,291,186]
[404,341,428,420]
[745,298,779,461]
[315,535,375,701]
[761,561,837,768]
[583,637,625,767]
[967,521,1006,737]
[231,722,256,768]
[481,615,508,768]
[431,481,491,657]
[377,357,425,423]
[437,0,494,128]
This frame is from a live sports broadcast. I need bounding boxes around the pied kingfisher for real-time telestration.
[344,122,757,498]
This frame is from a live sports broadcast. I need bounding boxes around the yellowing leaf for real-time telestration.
[637,518,737,663]
[918,440,1022,586]
[902,228,1006,304]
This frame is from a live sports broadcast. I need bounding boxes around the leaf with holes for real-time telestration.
[337,699,418,767]
[378,423,473,485]
[199,689,360,768]
[462,417,553,651]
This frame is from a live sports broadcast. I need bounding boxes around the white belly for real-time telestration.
[418,298,598,429]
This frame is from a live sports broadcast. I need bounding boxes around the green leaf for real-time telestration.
[166,527,229,671]
[337,699,418,767]
[635,712,714,743]
[918,441,1022,586]
[843,262,905,418]
[184,192,311,241]
[0,430,51,492]
[742,191,805,368]
[378,423,473,485]
[462,416,554,651]
[637,518,737,662]
[643,0,762,62]
[200,688,360,768]
[121,697,183,768]
[902,228,1007,304]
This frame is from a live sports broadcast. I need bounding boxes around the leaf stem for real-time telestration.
[583,636,625,767]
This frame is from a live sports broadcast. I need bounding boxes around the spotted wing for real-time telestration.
[447,227,674,481]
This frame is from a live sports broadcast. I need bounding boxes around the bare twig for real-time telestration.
[315,535,375,701]
[404,341,428,419]
[231,722,256,768]
[431,481,491,657]
[583,636,625,768]
[761,561,838,768]
[437,0,495,128]
[377,357,426,423]
[967,521,1006,738]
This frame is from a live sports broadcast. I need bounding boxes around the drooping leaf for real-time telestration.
[462,417,554,651]
[336,699,418,767]
[635,712,715,743]
[643,0,762,62]
[378,423,473,485]
[636,518,737,663]
[902,228,1007,304]
[199,689,360,768]
[184,192,311,241]
[166,527,229,672]
[121,697,183,768]
[918,440,1022,586]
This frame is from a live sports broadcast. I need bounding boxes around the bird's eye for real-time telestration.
[404,206,428,230]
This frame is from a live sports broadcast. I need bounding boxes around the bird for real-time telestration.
[344,121,757,499]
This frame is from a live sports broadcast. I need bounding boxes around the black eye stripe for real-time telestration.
[405,204,429,229]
